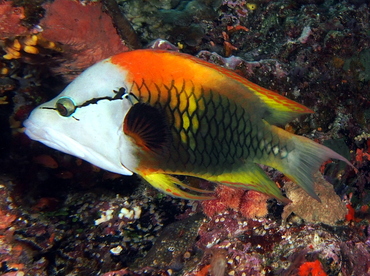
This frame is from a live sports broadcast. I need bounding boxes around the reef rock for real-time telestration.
[282,172,347,225]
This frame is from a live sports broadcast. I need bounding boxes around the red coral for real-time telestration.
[201,186,269,219]
[39,0,128,78]
[100,269,130,276]
[201,186,244,217]
[355,148,370,163]
[196,264,210,276]
[1,0,129,80]
[0,1,28,38]
[239,190,269,218]
[298,260,328,276]
[345,203,355,222]
[0,209,16,230]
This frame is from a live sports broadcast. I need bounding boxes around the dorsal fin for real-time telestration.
[164,50,314,125]
[111,49,313,125]
[239,78,314,125]
[123,103,169,152]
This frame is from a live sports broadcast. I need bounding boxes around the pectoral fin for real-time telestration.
[123,103,169,153]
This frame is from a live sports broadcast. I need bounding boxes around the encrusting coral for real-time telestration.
[0,1,28,38]
[0,0,130,80]
[39,0,129,77]
[298,260,328,276]
[201,185,269,219]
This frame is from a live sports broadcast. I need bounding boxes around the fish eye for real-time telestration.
[55,97,76,117]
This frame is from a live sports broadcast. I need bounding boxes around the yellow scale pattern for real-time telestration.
[131,79,290,175]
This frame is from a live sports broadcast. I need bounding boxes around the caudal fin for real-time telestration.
[269,126,355,202]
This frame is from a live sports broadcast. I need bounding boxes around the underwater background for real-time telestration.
[0,0,369,275]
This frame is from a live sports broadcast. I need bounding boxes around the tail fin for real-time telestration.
[268,126,355,202]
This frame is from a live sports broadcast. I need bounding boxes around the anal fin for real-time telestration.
[204,163,291,204]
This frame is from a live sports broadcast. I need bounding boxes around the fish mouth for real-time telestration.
[24,119,88,158]
[23,119,133,175]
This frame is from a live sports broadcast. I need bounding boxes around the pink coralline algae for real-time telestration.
[197,50,288,80]
[0,0,129,80]
[39,0,129,77]
[223,0,251,18]
[0,183,50,275]
[192,212,266,275]
[0,1,28,38]
[189,209,370,276]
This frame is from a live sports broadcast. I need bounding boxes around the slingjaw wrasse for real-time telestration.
[24,50,354,203]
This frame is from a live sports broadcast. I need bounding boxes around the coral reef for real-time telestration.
[0,0,369,275]
[188,209,370,275]
[133,213,204,272]
[282,172,348,226]
[118,0,222,50]
[298,260,327,276]
[39,0,129,77]
[201,186,270,220]
[0,1,28,38]
[0,0,129,80]
[0,173,195,275]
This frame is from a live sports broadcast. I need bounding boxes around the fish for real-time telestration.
[24,49,354,203]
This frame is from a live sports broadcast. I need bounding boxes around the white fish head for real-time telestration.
[24,58,138,175]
